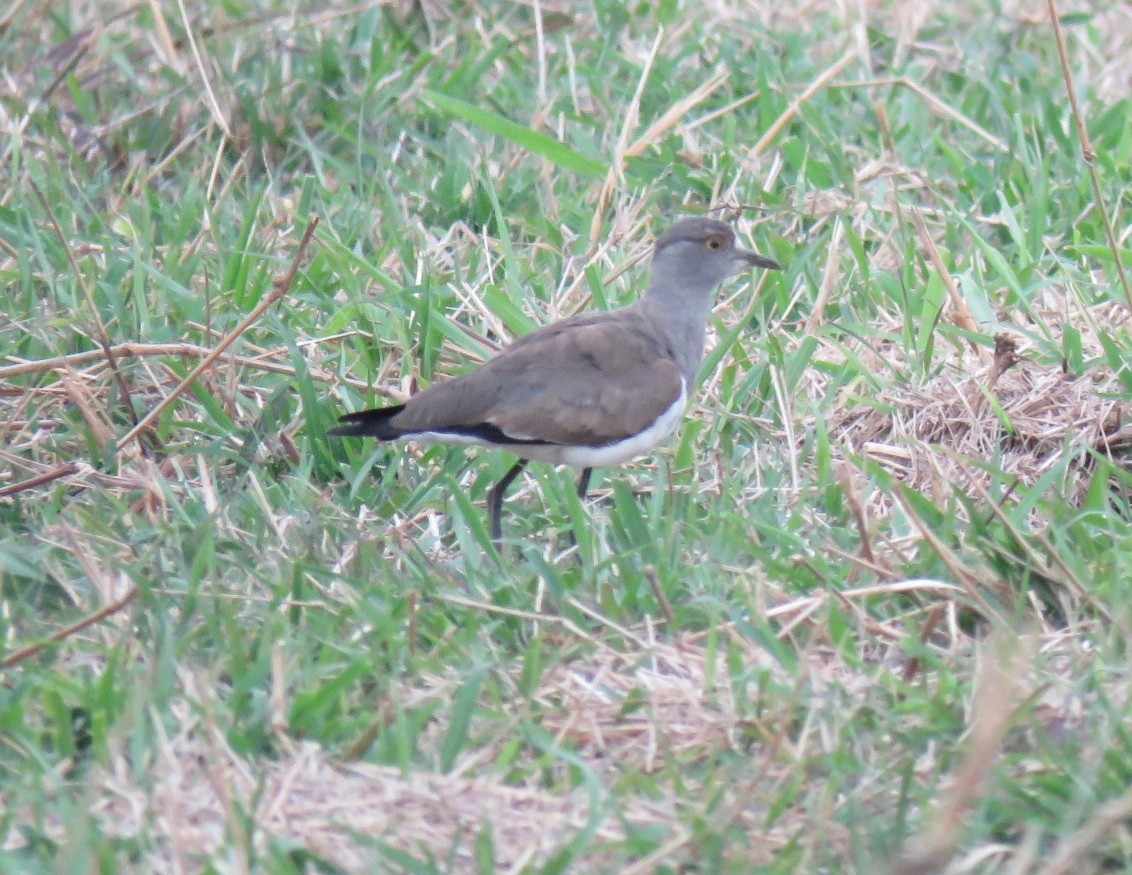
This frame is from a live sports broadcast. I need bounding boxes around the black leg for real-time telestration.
[488,460,527,545]
[576,467,593,500]
[564,467,595,552]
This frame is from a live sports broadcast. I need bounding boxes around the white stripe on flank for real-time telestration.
[407,379,688,468]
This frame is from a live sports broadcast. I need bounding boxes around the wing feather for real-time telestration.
[390,313,683,448]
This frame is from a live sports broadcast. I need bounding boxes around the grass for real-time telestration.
[2,0,1132,871]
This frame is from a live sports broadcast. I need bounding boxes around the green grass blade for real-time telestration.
[422,90,606,178]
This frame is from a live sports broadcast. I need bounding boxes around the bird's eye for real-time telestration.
[705,236,724,251]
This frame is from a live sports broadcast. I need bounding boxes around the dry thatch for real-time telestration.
[830,334,1132,524]
[3,617,1108,872]
[91,738,641,871]
[2,636,799,872]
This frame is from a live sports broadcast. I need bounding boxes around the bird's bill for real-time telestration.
[735,249,782,271]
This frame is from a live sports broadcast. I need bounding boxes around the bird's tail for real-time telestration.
[327,404,407,439]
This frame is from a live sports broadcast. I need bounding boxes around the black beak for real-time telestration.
[735,249,783,271]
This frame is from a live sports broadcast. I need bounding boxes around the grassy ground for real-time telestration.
[2,0,1132,871]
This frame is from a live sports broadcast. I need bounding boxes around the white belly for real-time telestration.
[554,384,687,467]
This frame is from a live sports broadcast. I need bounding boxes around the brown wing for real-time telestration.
[390,312,682,447]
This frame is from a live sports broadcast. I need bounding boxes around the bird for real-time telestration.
[329,216,782,543]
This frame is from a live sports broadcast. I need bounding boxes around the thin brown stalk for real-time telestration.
[589,29,662,247]
[1047,0,1132,311]
[0,586,138,669]
[910,206,986,361]
[841,77,1009,153]
[901,603,946,683]
[144,0,182,72]
[114,216,319,453]
[893,487,1005,625]
[0,338,376,392]
[805,216,844,334]
[0,462,80,497]
[838,461,876,570]
[643,566,674,627]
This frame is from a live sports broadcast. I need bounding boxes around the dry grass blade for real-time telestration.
[838,461,878,572]
[893,487,1005,624]
[432,592,605,649]
[644,566,674,627]
[589,29,662,245]
[910,205,986,362]
[750,47,856,158]
[589,39,727,247]
[1037,786,1132,875]
[901,603,947,683]
[59,371,115,448]
[1046,0,1132,311]
[624,69,729,160]
[174,0,230,135]
[0,339,374,389]
[27,176,143,433]
[144,0,183,73]
[894,632,1035,874]
[804,215,844,333]
[887,76,1008,152]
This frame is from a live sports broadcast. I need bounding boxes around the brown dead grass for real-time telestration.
[3,618,1109,871]
[830,332,1132,524]
[90,736,649,871]
[1,635,794,871]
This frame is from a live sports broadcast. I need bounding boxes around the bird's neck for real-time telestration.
[635,282,716,385]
